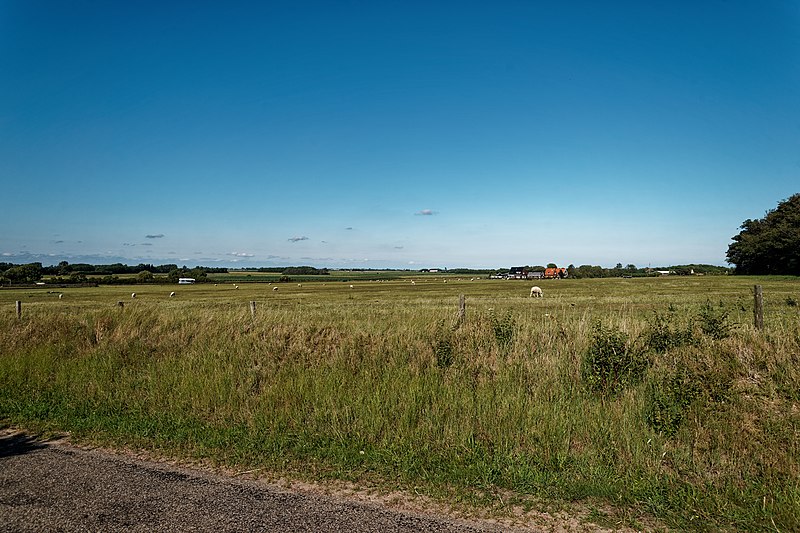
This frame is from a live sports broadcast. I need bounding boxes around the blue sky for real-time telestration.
[2,1,799,269]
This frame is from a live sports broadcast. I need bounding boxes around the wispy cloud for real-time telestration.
[345,227,353,230]
[414,209,436,216]
[394,246,404,249]
[229,252,255,258]
[145,234,164,239]
[140,243,153,246]
[288,236,309,242]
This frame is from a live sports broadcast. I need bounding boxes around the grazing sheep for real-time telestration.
[273,286,278,291]
[349,285,354,289]
[58,294,63,299]
[131,292,136,298]
[297,283,302,287]
[411,280,415,285]
[169,291,176,297]
[530,286,543,298]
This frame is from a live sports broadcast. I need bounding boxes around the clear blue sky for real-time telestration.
[2,1,799,269]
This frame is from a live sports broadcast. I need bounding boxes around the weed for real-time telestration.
[432,320,454,368]
[644,368,700,436]
[643,313,694,354]
[581,322,649,395]
[489,311,515,350]
[786,296,797,307]
[696,301,733,340]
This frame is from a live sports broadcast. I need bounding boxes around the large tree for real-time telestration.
[727,193,800,275]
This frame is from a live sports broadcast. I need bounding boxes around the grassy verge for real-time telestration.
[1,277,798,530]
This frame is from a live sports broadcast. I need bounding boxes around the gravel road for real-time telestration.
[1,431,535,532]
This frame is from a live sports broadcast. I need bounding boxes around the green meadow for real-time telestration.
[1,275,799,530]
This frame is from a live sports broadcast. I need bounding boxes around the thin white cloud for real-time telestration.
[415,209,436,216]
[229,252,255,258]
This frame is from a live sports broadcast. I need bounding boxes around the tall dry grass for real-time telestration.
[1,277,798,530]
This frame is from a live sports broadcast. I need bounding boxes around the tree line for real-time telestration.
[0,262,229,286]
[494,263,730,279]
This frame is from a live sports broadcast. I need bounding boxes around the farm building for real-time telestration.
[508,266,527,279]
[178,277,196,284]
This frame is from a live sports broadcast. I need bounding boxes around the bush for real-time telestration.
[644,368,700,436]
[489,311,515,350]
[432,320,454,368]
[696,301,733,339]
[643,313,694,354]
[582,322,649,395]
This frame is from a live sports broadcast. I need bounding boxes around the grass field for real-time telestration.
[1,275,799,530]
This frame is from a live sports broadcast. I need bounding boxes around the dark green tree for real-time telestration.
[3,263,43,283]
[727,194,800,275]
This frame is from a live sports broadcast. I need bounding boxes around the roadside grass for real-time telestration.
[1,276,799,530]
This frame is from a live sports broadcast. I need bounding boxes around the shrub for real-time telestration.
[644,368,700,436]
[696,301,733,339]
[643,313,694,354]
[489,311,515,350]
[432,320,454,368]
[582,322,649,395]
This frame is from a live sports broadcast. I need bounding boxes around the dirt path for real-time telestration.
[0,430,616,532]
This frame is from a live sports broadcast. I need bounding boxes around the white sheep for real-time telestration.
[131,292,136,298]
[530,286,543,298]
[297,283,302,287]
[169,291,176,297]
[273,286,278,291]
[349,284,354,289]
[411,280,415,285]
[58,293,63,299]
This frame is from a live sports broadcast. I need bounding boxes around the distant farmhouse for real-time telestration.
[505,266,566,280]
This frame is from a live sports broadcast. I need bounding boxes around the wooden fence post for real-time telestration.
[250,301,257,318]
[458,294,466,324]
[754,285,764,330]
[15,300,21,319]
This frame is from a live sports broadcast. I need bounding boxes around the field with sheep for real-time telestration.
[1,275,799,531]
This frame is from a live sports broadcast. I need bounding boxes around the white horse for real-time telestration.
[530,286,543,298]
